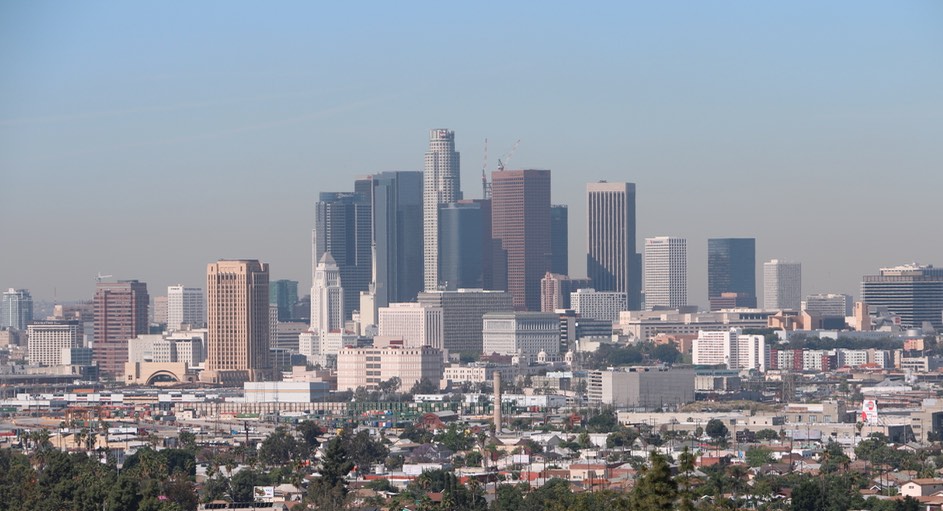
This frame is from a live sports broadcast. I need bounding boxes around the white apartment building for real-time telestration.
[378,303,444,348]
[643,236,687,310]
[571,289,627,322]
[27,320,82,366]
[693,328,766,371]
[763,260,802,311]
[482,312,560,361]
[337,339,444,390]
[166,285,205,330]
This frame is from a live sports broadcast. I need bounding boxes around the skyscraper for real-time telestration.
[27,319,82,367]
[269,279,299,322]
[438,201,484,290]
[203,260,271,384]
[708,238,756,309]
[313,186,372,320]
[644,237,687,310]
[311,253,345,336]
[763,260,802,310]
[586,182,641,310]
[1,288,33,331]
[492,169,551,311]
[94,280,149,378]
[371,171,423,305]
[167,285,205,330]
[423,129,461,291]
[861,264,943,329]
[540,272,592,312]
[550,205,569,275]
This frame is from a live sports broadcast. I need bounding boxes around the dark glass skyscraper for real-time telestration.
[586,182,641,310]
[269,279,299,322]
[313,185,372,320]
[708,238,757,309]
[550,205,568,275]
[371,171,423,305]
[438,201,483,290]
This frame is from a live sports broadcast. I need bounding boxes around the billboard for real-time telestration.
[861,399,878,425]
[253,486,275,502]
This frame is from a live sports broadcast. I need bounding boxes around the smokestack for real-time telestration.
[493,371,502,434]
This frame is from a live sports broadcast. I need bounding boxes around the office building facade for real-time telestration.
[424,129,461,291]
[550,204,568,275]
[586,182,641,310]
[482,312,560,360]
[491,169,552,311]
[861,264,943,329]
[588,367,695,410]
[540,273,593,312]
[571,288,627,322]
[94,280,149,377]
[313,187,372,321]
[337,339,444,391]
[418,289,514,355]
[371,171,424,305]
[802,293,853,318]
[644,236,687,310]
[378,302,444,349]
[27,319,82,366]
[269,280,299,322]
[438,201,484,290]
[167,285,205,330]
[202,260,271,384]
[1,288,33,331]
[708,238,756,309]
[763,260,801,310]
[692,328,766,372]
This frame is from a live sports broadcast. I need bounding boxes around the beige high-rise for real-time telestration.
[202,260,271,385]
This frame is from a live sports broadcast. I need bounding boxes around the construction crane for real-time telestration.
[481,138,491,199]
[496,139,521,172]
[95,273,113,283]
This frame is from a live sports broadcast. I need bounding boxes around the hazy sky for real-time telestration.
[1,1,941,307]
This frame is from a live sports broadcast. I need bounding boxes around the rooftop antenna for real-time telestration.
[95,273,113,283]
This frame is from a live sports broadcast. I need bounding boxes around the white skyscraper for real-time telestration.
[643,236,687,310]
[423,129,461,291]
[166,285,205,330]
[764,260,802,310]
[311,253,345,336]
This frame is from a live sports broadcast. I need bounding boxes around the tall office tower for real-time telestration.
[378,303,444,349]
[311,253,345,335]
[644,237,687,310]
[492,169,551,311]
[418,289,514,355]
[439,201,484,290]
[94,280,149,377]
[313,187,372,320]
[1,288,33,331]
[203,260,271,384]
[861,264,943,329]
[27,319,82,366]
[763,260,802,310]
[708,238,757,310]
[550,205,569,275]
[423,129,461,291]
[167,285,205,330]
[269,280,299,322]
[802,293,853,318]
[371,171,423,305]
[586,182,641,310]
[152,296,168,326]
[540,273,593,312]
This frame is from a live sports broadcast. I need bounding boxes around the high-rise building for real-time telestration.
[167,285,205,330]
[492,169,551,311]
[202,260,271,384]
[644,237,687,310]
[313,187,372,321]
[378,303,444,349]
[1,288,33,331]
[693,328,766,371]
[763,260,802,310]
[571,288,627,322]
[586,182,641,310]
[550,205,568,275]
[540,273,592,312]
[311,253,345,336]
[438,201,483,290]
[423,129,461,291]
[27,319,82,366]
[269,280,299,322]
[371,171,423,305]
[152,296,168,326]
[708,238,756,309]
[861,264,943,329]
[418,289,514,355]
[802,293,853,318]
[93,280,149,378]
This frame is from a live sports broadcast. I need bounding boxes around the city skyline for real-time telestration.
[2,2,942,305]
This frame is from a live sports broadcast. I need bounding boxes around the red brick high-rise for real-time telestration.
[491,169,551,311]
[93,280,149,378]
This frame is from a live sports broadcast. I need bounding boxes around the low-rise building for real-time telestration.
[336,339,444,391]
[587,366,695,410]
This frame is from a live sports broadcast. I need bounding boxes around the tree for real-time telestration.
[177,430,196,450]
[296,420,323,449]
[755,428,779,441]
[258,427,308,466]
[745,447,774,467]
[630,451,678,511]
[705,419,729,442]
[410,377,439,395]
[652,343,681,364]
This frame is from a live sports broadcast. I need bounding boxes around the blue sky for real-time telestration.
[1,1,942,305]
